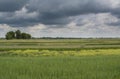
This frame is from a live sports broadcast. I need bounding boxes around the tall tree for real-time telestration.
[15,30,21,39]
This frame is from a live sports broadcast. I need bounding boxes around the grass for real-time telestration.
[0,56,120,79]
[0,38,120,50]
[1,49,120,57]
[0,38,120,79]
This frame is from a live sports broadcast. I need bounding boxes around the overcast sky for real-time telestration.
[0,0,120,38]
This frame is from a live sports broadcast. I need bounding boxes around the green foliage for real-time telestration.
[15,30,21,39]
[21,33,31,39]
[5,30,32,40]
[5,31,15,40]
[0,56,120,79]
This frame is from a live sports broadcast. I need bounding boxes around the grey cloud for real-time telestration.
[107,21,120,26]
[0,0,29,12]
[0,0,120,27]
[26,0,111,25]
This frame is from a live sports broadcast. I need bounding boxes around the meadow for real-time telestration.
[0,38,120,79]
[0,38,120,50]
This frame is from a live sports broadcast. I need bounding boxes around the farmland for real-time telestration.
[0,56,120,79]
[0,38,120,79]
[0,38,120,50]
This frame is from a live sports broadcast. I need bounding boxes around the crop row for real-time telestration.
[0,49,120,57]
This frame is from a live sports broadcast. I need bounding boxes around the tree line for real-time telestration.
[6,30,32,40]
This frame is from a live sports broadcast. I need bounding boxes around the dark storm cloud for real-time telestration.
[0,0,120,26]
[0,0,28,12]
[25,0,110,25]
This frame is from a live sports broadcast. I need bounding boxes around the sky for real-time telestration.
[0,0,120,38]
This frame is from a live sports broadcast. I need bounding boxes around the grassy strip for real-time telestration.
[0,47,120,51]
[0,49,120,57]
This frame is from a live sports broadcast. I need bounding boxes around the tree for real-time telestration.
[26,34,31,39]
[5,30,32,40]
[21,33,27,39]
[15,30,21,39]
[5,31,15,40]
[21,33,32,39]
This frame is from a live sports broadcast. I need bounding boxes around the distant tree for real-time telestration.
[21,33,32,39]
[5,31,15,40]
[5,30,32,40]
[15,30,21,39]
[26,34,31,39]
[21,33,26,39]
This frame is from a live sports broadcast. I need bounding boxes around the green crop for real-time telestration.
[0,56,120,79]
[0,49,120,57]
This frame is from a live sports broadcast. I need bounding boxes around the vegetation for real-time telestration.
[21,33,31,39]
[0,49,120,57]
[0,38,120,79]
[5,30,32,40]
[0,56,120,79]
[15,30,22,39]
[5,31,15,40]
[0,38,120,50]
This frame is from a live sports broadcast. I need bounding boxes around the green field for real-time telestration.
[0,56,120,79]
[0,38,120,79]
[0,38,120,50]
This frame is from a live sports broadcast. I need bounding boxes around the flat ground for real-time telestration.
[0,38,120,50]
[0,38,120,79]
